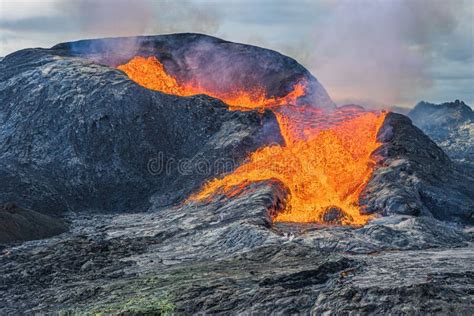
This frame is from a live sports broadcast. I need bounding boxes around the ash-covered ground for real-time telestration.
[0,34,473,314]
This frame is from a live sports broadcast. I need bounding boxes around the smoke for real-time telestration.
[212,0,470,108]
[56,0,222,67]
[59,0,220,38]
[267,0,469,108]
[63,0,152,37]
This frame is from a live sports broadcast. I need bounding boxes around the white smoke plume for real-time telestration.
[59,0,220,38]
[307,0,468,108]
[228,0,471,108]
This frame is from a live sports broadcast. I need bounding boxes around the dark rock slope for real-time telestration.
[408,100,474,167]
[0,35,291,215]
[0,203,68,245]
[362,113,474,224]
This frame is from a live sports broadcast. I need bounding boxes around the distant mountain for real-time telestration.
[408,100,474,167]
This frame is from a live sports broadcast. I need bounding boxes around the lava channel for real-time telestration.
[118,55,386,226]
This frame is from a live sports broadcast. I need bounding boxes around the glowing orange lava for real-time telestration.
[117,56,306,111]
[118,56,386,225]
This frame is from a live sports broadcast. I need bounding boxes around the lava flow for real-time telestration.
[117,56,306,111]
[118,56,386,226]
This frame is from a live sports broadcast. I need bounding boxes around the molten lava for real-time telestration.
[117,56,186,96]
[191,110,385,225]
[118,56,386,226]
[117,56,306,111]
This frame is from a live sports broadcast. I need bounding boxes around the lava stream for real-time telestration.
[117,56,306,111]
[118,56,386,225]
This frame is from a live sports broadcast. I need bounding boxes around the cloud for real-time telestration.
[59,0,153,37]
[0,0,61,21]
[0,0,222,55]
[0,16,75,33]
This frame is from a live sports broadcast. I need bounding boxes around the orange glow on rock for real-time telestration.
[118,56,386,226]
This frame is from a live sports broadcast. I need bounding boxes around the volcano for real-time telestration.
[0,34,473,314]
[117,55,386,225]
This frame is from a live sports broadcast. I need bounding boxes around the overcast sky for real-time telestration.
[1,0,473,107]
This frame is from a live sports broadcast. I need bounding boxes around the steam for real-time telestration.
[64,0,469,108]
[59,0,220,38]
[52,0,222,68]
[308,0,464,108]
[234,0,469,108]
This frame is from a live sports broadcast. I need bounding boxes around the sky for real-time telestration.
[1,0,473,108]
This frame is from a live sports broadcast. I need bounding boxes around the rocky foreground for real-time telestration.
[0,34,473,314]
[1,186,472,314]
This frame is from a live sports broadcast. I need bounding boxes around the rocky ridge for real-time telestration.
[408,100,474,167]
[362,113,473,223]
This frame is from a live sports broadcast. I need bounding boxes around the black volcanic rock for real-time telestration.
[0,35,293,215]
[408,100,474,167]
[0,203,67,245]
[321,206,351,225]
[361,113,474,223]
[0,179,471,314]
